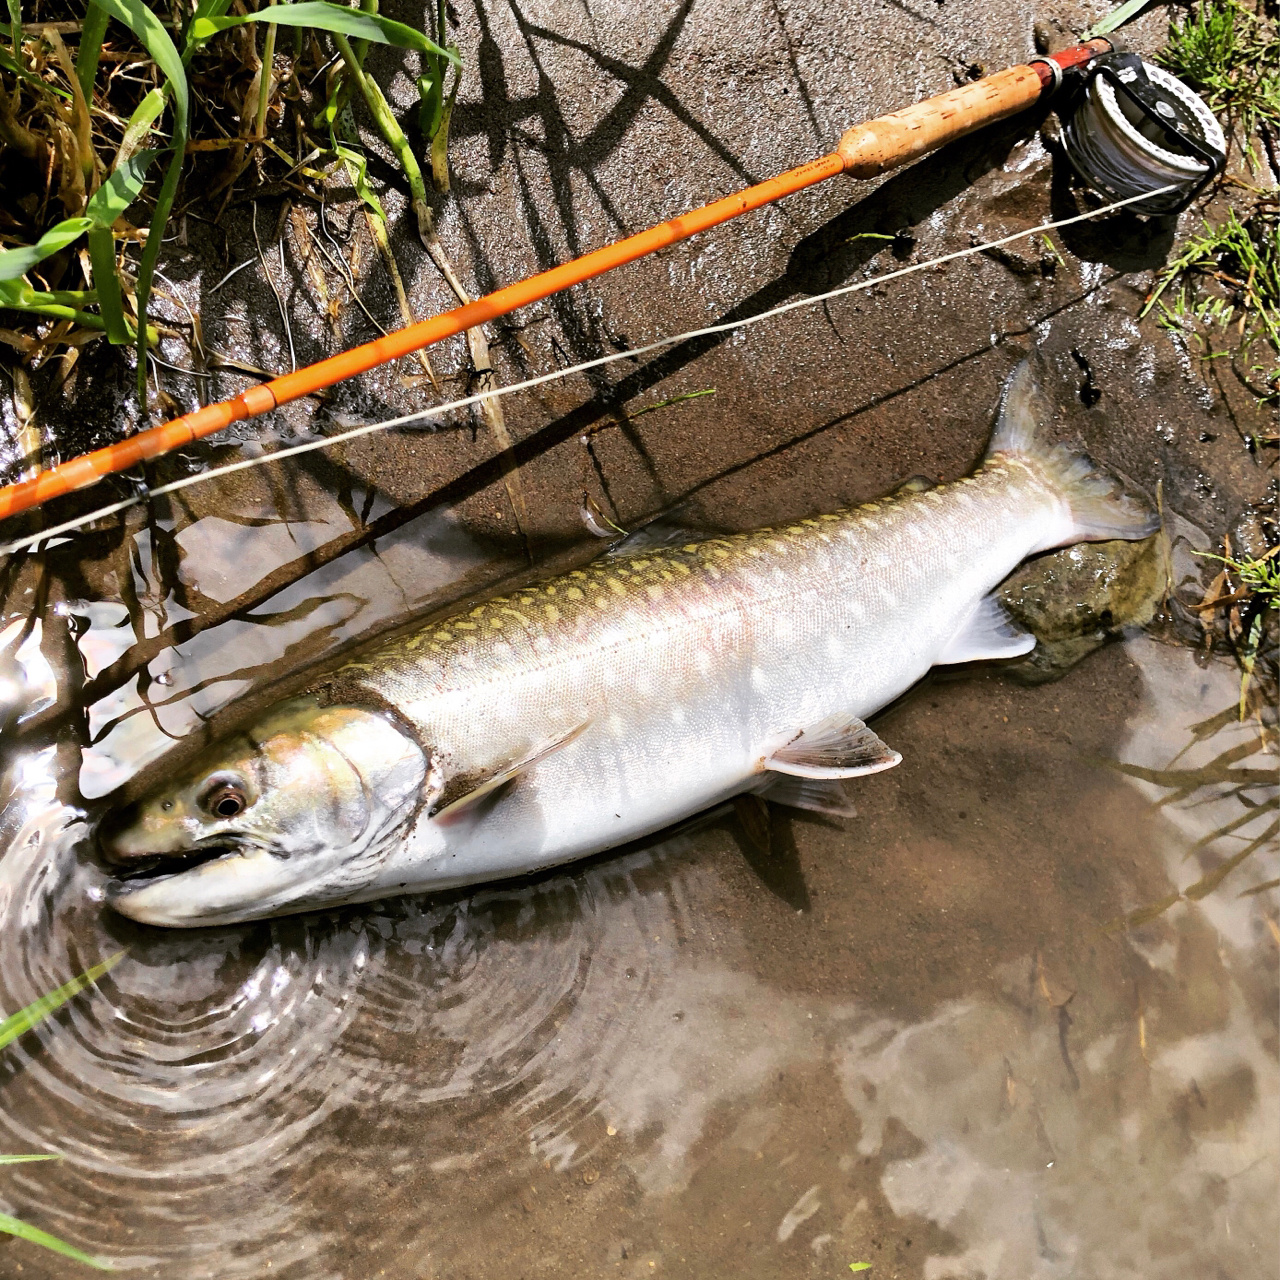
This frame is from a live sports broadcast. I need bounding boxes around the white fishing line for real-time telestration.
[1,184,1175,561]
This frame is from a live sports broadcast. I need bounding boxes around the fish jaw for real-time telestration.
[102,700,427,927]
[107,844,340,926]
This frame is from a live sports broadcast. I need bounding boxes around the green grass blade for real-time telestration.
[429,53,459,191]
[132,144,184,396]
[0,1154,62,1165]
[86,148,159,228]
[0,218,94,283]
[84,145,156,344]
[87,0,189,404]
[417,68,443,140]
[0,300,112,328]
[87,226,130,343]
[1087,0,1155,37]
[5,0,18,56]
[192,1,458,61]
[185,0,235,61]
[0,953,123,1051]
[117,86,167,162]
[88,0,188,122]
[190,0,233,23]
[0,1213,115,1269]
[77,1,109,101]
[332,138,386,221]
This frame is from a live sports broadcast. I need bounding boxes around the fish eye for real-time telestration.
[203,781,248,820]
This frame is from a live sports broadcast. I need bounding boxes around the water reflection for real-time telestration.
[0,498,1274,1276]
[70,501,494,797]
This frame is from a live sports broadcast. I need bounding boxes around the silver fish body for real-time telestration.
[103,362,1156,926]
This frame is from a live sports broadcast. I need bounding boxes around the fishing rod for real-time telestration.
[0,35,1224,523]
[0,184,1175,560]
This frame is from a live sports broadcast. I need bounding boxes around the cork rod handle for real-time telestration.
[837,38,1113,180]
[838,65,1044,178]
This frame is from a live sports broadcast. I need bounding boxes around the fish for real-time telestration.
[100,359,1157,927]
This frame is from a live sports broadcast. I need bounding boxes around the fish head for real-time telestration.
[101,698,426,927]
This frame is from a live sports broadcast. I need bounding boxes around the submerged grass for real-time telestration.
[1193,541,1279,713]
[1095,713,1277,934]
[0,952,123,1269]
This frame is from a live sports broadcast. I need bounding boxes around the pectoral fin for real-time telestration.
[432,719,590,824]
[937,593,1035,665]
[765,714,901,780]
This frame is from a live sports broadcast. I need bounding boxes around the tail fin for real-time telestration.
[988,356,1158,544]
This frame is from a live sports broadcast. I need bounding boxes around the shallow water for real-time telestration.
[0,496,1274,1280]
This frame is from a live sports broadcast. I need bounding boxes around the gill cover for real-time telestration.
[103,698,425,927]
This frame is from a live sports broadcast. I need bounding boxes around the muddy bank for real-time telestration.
[8,0,1274,561]
[0,0,1275,1277]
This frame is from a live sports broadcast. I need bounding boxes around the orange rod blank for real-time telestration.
[0,41,1109,525]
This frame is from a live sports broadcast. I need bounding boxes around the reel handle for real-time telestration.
[837,39,1112,179]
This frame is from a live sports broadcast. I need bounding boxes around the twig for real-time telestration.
[209,259,254,293]
[415,213,529,550]
[252,201,295,373]
[305,223,385,335]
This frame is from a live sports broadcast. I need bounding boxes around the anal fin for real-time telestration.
[432,720,590,823]
[937,593,1035,665]
[765,714,901,780]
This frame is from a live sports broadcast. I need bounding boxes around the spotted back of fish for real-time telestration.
[324,456,1058,713]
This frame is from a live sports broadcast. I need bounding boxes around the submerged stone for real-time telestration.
[999,535,1163,684]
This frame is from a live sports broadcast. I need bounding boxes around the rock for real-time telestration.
[999,535,1163,683]
[1229,480,1277,562]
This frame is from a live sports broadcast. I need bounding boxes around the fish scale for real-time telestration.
[332,459,1049,722]
[102,360,1159,926]
[316,459,1061,889]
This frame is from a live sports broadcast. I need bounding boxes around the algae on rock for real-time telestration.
[1000,536,1164,683]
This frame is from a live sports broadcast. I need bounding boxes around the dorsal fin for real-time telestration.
[765,714,901,780]
[432,720,590,823]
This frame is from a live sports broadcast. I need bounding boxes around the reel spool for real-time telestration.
[1061,52,1226,216]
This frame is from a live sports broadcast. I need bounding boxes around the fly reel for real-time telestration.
[1060,51,1226,216]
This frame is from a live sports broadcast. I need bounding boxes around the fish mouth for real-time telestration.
[102,837,321,928]
[106,842,244,892]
